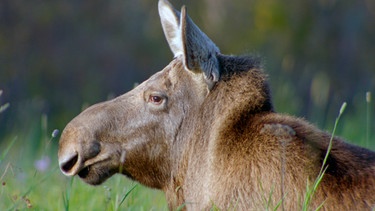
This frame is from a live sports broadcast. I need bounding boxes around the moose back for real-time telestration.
[58,0,375,210]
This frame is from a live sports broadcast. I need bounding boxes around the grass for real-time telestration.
[0,90,373,210]
[366,92,372,147]
[0,90,10,114]
[0,154,167,210]
[301,102,347,211]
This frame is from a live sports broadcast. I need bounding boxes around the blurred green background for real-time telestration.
[1,0,374,144]
[0,0,374,209]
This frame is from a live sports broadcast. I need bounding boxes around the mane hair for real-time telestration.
[215,53,273,113]
[218,54,262,77]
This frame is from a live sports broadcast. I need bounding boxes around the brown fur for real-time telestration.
[58,1,375,210]
[163,56,375,210]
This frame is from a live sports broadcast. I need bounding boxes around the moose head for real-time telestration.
[58,0,232,187]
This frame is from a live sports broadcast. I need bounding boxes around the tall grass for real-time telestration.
[62,177,74,211]
[302,102,347,211]
[366,92,372,147]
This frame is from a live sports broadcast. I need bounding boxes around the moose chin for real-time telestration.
[58,0,375,210]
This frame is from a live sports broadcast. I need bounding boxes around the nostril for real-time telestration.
[61,154,78,173]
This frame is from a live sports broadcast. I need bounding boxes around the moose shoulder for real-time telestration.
[58,0,375,210]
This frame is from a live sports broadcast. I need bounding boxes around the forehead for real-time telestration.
[141,59,186,89]
[135,58,207,98]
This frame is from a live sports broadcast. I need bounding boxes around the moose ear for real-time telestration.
[158,0,183,57]
[158,0,221,89]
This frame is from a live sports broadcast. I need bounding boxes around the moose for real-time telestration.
[58,0,375,210]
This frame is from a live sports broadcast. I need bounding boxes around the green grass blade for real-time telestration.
[116,183,138,210]
[319,102,346,176]
[0,137,17,164]
[63,177,75,211]
[366,92,371,147]
[0,102,10,113]
[176,203,186,211]
[302,102,347,210]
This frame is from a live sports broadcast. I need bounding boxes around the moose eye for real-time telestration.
[148,95,164,105]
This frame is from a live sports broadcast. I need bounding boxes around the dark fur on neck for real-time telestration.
[216,54,273,113]
[218,54,262,76]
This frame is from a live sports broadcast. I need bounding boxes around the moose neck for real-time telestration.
[165,54,274,208]
[202,54,274,134]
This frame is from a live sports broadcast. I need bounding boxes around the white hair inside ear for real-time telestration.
[158,0,183,57]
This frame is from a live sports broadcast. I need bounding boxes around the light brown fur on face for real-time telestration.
[58,59,209,188]
[58,0,375,210]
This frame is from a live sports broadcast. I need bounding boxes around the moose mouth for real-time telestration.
[76,161,118,185]
[77,166,90,178]
[59,141,127,185]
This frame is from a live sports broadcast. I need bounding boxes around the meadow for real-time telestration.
[0,90,373,210]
